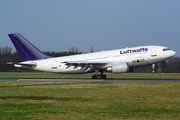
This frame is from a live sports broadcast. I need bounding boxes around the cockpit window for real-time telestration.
[163,48,170,51]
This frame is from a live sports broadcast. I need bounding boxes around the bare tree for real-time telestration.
[69,46,74,53]
[0,46,12,54]
[89,46,94,53]
[75,47,79,53]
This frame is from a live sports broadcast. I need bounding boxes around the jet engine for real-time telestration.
[106,62,134,74]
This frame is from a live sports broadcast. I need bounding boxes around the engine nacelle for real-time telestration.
[106,62,134,74]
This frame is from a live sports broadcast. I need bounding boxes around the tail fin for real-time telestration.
[8,33,51,61]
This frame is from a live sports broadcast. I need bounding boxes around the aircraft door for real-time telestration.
[51,60,57,69]
[151,48,157,57]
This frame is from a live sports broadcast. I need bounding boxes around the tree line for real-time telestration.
[0,46,180,73]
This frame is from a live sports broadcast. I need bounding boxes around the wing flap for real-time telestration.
[62,61,111,65]
[62,61,112,72]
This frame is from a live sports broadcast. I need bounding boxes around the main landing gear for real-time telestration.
[92,74,107,79]
[91,69,107,79]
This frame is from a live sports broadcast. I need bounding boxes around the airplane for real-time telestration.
[8,33,176,79]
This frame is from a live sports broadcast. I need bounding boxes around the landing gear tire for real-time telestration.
[97,75,102,79]
[101,74,107,79]
[152,64,155,74]
[92,74,107,79]
[92,75,97,79]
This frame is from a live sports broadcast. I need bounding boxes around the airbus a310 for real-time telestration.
[8,33,176,79]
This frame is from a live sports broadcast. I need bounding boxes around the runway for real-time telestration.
[1,78,180,83]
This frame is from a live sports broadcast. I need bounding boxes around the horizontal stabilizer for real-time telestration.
[17,62,37,66]
[7,61,37,69]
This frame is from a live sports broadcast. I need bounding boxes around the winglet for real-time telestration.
[8,33,52,61]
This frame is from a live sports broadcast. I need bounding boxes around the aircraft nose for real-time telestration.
[170,50,176,57]
[172,50,176,56]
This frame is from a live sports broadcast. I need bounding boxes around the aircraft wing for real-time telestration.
[62,61,113,72]
[62,61,111,64]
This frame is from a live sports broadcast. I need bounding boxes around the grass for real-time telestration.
[0,72,180,79]
[0,81,96,87]
[0,82,180,119]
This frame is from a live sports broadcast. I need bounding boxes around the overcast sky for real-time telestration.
[1,0,180,56]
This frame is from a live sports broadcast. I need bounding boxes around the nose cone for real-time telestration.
[171,50,176,57]
[169,50,176,57]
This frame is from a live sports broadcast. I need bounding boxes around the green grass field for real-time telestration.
[0,73,180,119]
[0,72,180,79]
[0,82,180,120]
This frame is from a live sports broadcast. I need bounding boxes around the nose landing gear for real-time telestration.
[152,64,155,73]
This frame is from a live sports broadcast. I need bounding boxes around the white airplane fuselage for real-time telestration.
[22,46,175,74]
[8,33,176,79]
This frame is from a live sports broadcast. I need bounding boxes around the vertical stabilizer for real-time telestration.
[8,33,51,61]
